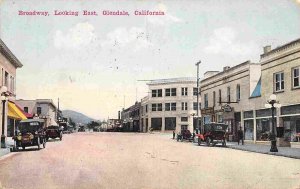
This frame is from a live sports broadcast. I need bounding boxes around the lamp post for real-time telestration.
[264,94,281,152]
[195,60,201,134]
[1,86,9,148]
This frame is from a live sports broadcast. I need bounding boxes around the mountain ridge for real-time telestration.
[62,110,96,124]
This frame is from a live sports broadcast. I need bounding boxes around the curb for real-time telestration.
[228,146,300,160]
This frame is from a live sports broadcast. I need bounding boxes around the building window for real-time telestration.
[193,88,198,96]
[227,87,231,102]
[236,84,241,101]
[274,72,284,92]
[219,89,222,105]
[204,93,208,108]
[4,72,8,87]
[152,103,162,111]
[37,107,42,115]
[181,102,188,110]
[24,107,28,113]
[293,67,300,88]
[152,89,162,97]
[165,103,176,111]
[181,87,188,96]
[193,102,201,110]
[166,88,176,96]
[213,91,216,107]
[145,105,148,113]
[181,117,188,122]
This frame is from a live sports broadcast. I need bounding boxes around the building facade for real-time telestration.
[259,39,300,144]
[140,96,149,132]
[146,77,200,133]
[0,39,23,143]
[200,61,261,141]
[120,102,141,132]
[16,99,58,127]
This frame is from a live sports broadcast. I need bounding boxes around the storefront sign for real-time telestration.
[201,107,214,115]
[222,104,232,112]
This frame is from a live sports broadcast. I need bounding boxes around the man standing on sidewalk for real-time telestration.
[237,126,244,145]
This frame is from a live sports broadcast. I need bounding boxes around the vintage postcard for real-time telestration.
[0,0,300,189]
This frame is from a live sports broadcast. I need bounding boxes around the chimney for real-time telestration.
[263,45,271,54]
[223,66,230,71]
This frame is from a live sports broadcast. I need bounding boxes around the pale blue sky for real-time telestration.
[0,0,299,119]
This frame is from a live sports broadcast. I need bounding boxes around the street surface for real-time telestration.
[0,132,300,189]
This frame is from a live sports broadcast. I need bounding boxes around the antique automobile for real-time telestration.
[177,129,194,142]
[46,125,63,141]
[13,119,47,150]
[78,126,85,132]
[197,123,228,147]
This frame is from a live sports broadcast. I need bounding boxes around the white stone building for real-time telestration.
[145,77,200,133]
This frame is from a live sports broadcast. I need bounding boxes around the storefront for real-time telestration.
[255,108,276,141]
[281,104,300,142]
[7,101,27,137]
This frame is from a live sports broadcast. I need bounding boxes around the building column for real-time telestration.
[161,116,165,132]
[148,116,151,132]
[253,110,257,143]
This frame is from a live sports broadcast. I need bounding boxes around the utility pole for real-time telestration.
[195,60,201,134]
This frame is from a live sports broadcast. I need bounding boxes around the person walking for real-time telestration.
[237,126,244,145]
[173,130,175,139]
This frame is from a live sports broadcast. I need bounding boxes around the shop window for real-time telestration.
[256,119,275,141]
[151,118,162,130]
[165,117,176,130]
[274,72,284,92]
[244,120,254,140]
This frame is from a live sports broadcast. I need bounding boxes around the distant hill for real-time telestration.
[62,110,95,124]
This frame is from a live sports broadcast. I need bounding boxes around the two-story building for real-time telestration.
[200,61,261,141]
[140,96,149,132]
[120,102,141,132]
[259,39,300,146]
[16,99,58,127]
[146,77,200,133]
[0,39,24,146]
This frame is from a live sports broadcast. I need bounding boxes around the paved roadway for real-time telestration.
[0,132,300,189]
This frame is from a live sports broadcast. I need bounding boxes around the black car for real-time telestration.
[13,119,47,150]
[46,125,63,141]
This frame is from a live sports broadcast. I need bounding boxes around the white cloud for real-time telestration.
[101,27,153,51]
[54,22,97,49]
[204,27,258,57]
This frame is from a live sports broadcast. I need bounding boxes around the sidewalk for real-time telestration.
[0,137,14,158]
[227,142,300,159]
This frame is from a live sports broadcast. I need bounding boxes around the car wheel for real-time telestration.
[198,138,201,146]
[37,137,41,150]
[206,137,212,147]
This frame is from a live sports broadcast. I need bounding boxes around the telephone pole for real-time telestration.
[195,60,201,133]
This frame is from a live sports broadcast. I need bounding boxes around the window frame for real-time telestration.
[236,84,241,101]
[292,67,300,89]
[181,87,188,96]
[274,72,284,92]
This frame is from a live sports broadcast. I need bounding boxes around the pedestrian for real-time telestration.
[173,130,175,139]
[237,126,244,145]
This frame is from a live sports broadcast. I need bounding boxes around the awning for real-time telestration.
[8,101,27,120]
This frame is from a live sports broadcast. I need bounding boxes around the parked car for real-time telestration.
[197,123,228,147]
[46,125,62,141]
[13,119,47,150]
[177,129,194,142]
[78,126,85,132]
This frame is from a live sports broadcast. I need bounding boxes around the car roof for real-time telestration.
[20,119,45,123]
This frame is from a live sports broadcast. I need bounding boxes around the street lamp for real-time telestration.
[195,60,201,134]
[264,94,281,152]
[1,86,9,148]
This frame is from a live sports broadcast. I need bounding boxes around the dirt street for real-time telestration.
[0,132,300,189]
